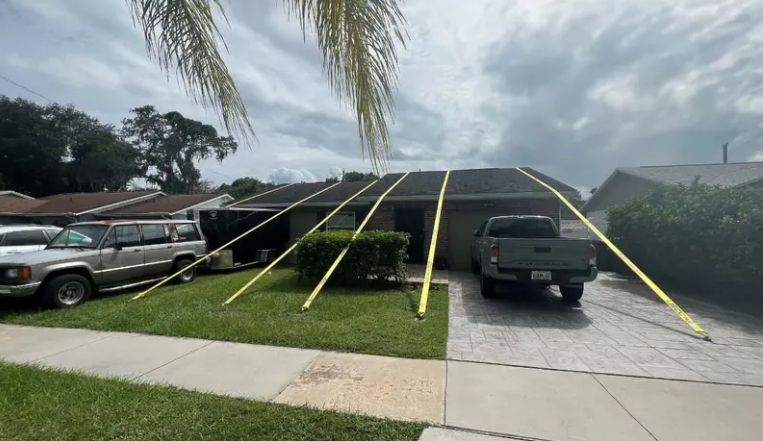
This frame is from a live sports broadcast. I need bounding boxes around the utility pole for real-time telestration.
[722,142,728,164]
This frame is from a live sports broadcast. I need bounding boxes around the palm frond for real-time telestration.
[125,0,255,142]
[281,0,408,172]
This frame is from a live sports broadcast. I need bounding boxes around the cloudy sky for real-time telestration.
[2,0,763,192]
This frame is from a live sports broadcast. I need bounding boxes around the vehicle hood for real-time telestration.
[0,248,92,266]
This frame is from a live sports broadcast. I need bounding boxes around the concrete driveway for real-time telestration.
[447,272,763,386]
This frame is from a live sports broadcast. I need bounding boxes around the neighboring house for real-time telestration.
[581,161,763,233]
[97,193,233,220]
[0,191,163,226]
[0,190,34,199]
[234,167,577,270]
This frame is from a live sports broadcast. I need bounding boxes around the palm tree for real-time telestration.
[126,0,407,172]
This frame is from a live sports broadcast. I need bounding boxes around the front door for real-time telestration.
[99,225,145,285]
[395,207,426,264]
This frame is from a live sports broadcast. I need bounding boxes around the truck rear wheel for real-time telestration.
[480,273,497,298]
[560,285,584,302]
[43,273,92,308]
[173,258,196,284]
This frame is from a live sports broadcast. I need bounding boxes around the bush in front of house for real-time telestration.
[295,230,410,285]
[606,180,763,292]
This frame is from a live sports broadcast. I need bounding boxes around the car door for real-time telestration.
[141,224,174,276]
[0,230,49,255]
[99,225,146,285]
[471,220,487,263]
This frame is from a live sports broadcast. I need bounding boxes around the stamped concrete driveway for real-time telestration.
[447,272,763,386]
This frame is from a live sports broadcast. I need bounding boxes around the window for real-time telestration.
[487,218,558,239]
[326,212,356,231]
[4,230,49,246]
[48,225,108,249]
[170,223,201,243]
[110,225,141,248]
[142,224,169,246]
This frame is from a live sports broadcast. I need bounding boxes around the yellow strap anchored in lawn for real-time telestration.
[417,170,450,319]
[225,182,295,208]
[131,182,342,301]
[301,173,410,312]
[224,180,380,305]
[514,167,711,342]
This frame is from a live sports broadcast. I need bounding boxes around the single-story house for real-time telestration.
[96,193,233,220]
[234,167,577,270]
[581,161,763,234]
[0,191,231,226]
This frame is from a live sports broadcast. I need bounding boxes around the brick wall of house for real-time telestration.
[364,197,561,262]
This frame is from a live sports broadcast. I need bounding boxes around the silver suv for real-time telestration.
[0,220,208,308]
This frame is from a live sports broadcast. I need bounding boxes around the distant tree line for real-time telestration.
[0,96,236,197]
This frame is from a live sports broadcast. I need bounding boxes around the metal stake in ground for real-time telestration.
[417,170,450,319]
[300,173,410,312]
[131,182,342,301]
[514,167,711,342]
[224,180,380,305]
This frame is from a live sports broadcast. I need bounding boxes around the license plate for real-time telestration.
[531,271,552,281]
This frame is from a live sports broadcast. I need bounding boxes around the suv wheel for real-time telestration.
[173,258,196,284]
[560,285,584,302]
[480,273,497,298]
[43,274,92,308]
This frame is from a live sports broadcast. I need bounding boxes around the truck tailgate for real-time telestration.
[497,238,590,271]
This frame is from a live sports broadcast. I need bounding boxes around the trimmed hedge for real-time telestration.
[295,230,410,285]
[607,181,763,292]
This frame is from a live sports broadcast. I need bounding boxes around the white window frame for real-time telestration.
[326,212,356,231]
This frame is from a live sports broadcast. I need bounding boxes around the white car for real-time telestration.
[0,225,62,256]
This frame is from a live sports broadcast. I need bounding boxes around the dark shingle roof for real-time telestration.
[363,168,576,197]
[19,191,160,214]
[620,162,763,187]
[235,168,575,205]
[104,193,229,214]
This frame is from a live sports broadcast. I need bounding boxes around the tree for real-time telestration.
[324,176,340,183]
[216,177,275,199]
[125,0,406,171]
[121,105,238,194]
[341,171,378,182]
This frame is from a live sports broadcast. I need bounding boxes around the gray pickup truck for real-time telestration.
[0,220,208,308]
[471,215,598,301]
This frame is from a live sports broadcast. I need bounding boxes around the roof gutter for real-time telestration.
[169,193,233,215]
[74,191,166,215]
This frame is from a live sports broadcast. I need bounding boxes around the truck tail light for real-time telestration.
[490,244,499,264]
[589,243,597,266]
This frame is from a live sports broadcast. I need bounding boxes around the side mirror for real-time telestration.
[114,243,123,251]
[473,229,480,237]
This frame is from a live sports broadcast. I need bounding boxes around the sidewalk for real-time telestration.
[1,323,762,441]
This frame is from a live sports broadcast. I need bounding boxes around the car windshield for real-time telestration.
[47,225,109,249]
[487,218,558,239]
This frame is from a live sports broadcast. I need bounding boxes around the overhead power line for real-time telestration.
[0,73,54,102]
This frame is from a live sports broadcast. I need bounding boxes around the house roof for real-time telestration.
[0,190,34,200]
[0,196,47,213]
[235,167,576,206]
[103,193,232,215]
[619,162,763,187]
[0,191,162,215]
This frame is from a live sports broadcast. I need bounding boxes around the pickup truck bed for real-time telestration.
[471,215,598,301]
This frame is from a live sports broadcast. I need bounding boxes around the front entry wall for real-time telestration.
[366,199,561,270]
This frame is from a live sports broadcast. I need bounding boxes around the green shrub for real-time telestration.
[607,181,763,291]
[295,230,410,285]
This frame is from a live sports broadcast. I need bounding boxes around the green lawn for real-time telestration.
[0,268,448,359]
[0,362,426,441]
